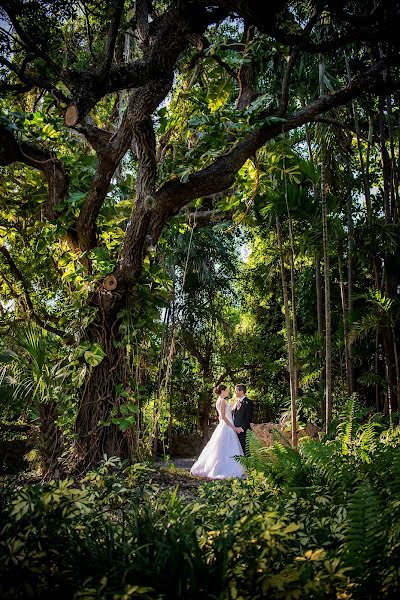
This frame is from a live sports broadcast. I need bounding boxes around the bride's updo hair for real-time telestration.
[214,383,227,395]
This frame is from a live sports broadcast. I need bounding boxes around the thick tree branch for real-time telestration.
[63,3,223,125]
[102,0,125,74]
[278,9,321,116]
[0,55,52,92]
[118,118,156,279]
[235,25,257,110]
[309,116,371,143]
[0,122,68,220]
[75,113,137,251]
[136,0,150,47]
[0,246,71,341]
[85,117,158,312]
[215,364,259,386]
[210,0,400,53]
[0,1,60,73]
[180,209,232,227]
[188,36,237,79]
[148,57,399,242]
[72,116,114,153]
[76,78,167,252]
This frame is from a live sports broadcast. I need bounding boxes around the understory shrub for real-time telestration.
[1,400,400,599]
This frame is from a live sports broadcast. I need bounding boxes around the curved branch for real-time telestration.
[102,0,125,74]
[76,80,166,252]
[210,0,400,53]
[309,116,371,143]
[148,57,399,241]
[278,8,321,115]
[72,116,113,152]
[0,122,69,220]
[119,118,156,279]
[0,246,71,341]
[136,0,150,47]
[63,4,225,125]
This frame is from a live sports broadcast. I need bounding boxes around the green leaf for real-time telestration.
[84,343,106,367]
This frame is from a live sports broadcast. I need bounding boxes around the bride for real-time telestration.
[190,384,245,479]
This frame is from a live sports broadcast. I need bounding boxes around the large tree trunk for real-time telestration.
[306,125,326,425]
[38,401,64,477]
[198,391,213,448]
[75,317,137,467]
[379,94,399,413]
[198,367,214,449]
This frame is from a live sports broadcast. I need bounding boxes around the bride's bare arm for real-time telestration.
[219,400,241,433]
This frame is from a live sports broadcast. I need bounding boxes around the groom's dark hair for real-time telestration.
[235,383,247,393]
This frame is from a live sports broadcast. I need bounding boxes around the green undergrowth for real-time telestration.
[1,399,400,599]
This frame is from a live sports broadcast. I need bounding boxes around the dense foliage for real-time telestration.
[1,2,400,596]
[1,403,400,599]
[1,0,400,464]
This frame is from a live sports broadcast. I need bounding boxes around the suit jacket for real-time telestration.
[232,396,253,431]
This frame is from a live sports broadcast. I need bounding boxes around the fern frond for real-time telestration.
[355,422,381,463]
[386,449,400,500]
[299,437,352,490]
[345,481,384,580]
[337,395,361,455]
[239,432,308,487]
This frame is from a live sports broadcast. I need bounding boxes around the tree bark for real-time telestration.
[74,318,139,467]
[38,401,64,477]
[379,93,398,411]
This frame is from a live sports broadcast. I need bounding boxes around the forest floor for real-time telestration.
[155,457,196,471]
[152,457,204,501]
[1,457,211,503]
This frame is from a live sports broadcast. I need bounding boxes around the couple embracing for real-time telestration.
[190,383,253,480]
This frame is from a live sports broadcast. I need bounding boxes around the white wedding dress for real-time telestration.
[190,397,244,479]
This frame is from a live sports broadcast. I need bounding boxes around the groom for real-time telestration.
[232,383,253,455]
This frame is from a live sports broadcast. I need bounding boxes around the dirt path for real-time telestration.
[155,457,196,471]
[151,458,206,501]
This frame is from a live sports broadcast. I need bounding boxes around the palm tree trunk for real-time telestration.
[285,194,299,402]
[316,252,326,425]
[383,328,396,415]
[392,325,400,409]
[319,53,332,432]
[276,214,298,448]
[344,51,372,219]
[346,172,355,394]
[306,125,325,424]
[379,95,398,411]
[321,159,332,431]
[375,329,381,412]
[338,251,352,395]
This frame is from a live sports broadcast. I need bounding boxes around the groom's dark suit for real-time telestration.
[232,396,254,454]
